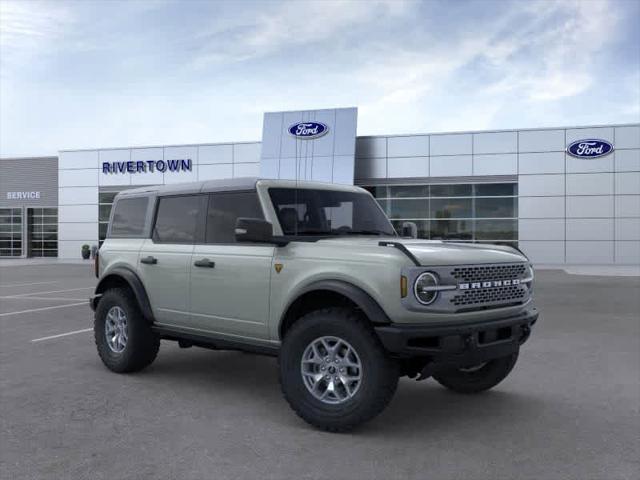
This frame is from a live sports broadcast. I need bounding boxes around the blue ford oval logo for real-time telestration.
[567,139,613,158]
[288,122,328,139]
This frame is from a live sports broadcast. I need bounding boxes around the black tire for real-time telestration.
[94,288,160,373]
[433,351,519,394]
[279,307,399,432]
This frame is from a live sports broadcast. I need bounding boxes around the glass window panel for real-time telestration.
[387,185,429,198]
[391,220,430,239]
[430,219,473,240]
[386,199,428,219]
[13,215,22,224]
[430,198,472,219]
[153,195,204,244]
[42,208,58,216]
[111,197,149,237]
[362,186,388,198]
[99,204,113,222]
[42,241,58,249]
[474,183,517,196]
[0,216,11,225]
[12,208,21,216]
[0,241,11,248]
[0,225,11,233]
[474,220,517,240]
[475,198,517,218]
[99,192,119,204]
[430,184,472,197]
[205,192,264,244]
[0,249,10,256]
[99,222,108,240]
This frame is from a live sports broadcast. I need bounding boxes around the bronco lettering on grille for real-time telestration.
[458,279,521,290]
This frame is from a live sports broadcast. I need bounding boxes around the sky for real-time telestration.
[0,0,638,157]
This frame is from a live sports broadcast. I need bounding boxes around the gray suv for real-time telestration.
[91,178,538,431]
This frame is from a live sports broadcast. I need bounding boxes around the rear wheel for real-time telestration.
[279,308,398,432]
[94,288,160,373]
[433,351,519,394]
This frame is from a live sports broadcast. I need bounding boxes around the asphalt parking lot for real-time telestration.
[0,263,638,480]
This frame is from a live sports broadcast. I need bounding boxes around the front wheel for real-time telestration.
[433,351,519,394]
[279,308,399,432]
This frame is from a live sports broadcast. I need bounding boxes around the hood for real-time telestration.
[316,236,527,266]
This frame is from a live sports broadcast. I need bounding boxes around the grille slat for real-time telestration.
[451,264,526,283]
[448,263,530,310]
[451,285,527,306]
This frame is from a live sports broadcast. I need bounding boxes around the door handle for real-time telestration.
[194,258,215,268]
[140,256,158,265]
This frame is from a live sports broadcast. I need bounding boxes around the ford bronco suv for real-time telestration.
[91,178,538,431]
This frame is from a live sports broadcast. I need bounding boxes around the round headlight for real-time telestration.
[414,272,439,305]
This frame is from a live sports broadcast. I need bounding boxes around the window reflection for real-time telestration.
[361,182,518,245]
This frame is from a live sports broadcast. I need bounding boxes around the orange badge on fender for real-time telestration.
[275,263,283,273]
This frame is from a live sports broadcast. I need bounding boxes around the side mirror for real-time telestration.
[401,221,418,238]
[235,218,274,243]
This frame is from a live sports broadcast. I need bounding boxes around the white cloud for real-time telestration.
[191,0,409,67]
[0,0,73,66]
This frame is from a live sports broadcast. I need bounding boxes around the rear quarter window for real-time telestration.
[110,197,149,237]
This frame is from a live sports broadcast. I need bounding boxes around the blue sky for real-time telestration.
[1,0,638,156]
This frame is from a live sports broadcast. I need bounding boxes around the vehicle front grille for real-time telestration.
[451,264,527,283]
[450,284,527,307]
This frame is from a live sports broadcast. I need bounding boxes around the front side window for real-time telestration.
[110,197,149,237]
[269,188,395,236]
[153,195,204,244]
[206,192,264,244]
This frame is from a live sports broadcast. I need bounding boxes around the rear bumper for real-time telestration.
[374,308,538,365]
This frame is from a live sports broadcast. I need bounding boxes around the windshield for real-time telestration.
[269,188,396,237]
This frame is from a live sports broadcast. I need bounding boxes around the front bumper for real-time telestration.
[374,308,538,366]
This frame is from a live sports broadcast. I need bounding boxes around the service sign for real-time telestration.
[566,139,613,159]
[288,122,329,140]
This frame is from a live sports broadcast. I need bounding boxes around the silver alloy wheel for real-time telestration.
[301,336,363,405]
[105,306,128,353]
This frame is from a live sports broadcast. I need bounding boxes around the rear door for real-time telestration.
[137,194,206,326]
[188,191,274,339]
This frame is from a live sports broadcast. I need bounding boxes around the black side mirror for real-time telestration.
[401,221,418,238]
[235,218,274,243]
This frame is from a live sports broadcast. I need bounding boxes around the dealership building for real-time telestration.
[1,107,639,265]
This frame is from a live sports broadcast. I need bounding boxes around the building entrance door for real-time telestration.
[0,208,24,257]
[26,208,58,257]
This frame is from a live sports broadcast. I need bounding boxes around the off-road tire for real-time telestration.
[279,307,399,432]
[94,288,160,373]
[433,351,519,394]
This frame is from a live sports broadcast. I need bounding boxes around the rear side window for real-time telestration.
[153,195,205,244]
[110,197,149,237]
[206,192,263,244]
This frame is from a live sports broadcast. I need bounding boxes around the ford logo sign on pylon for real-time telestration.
[288,122,329,139]
[567,139,614,159]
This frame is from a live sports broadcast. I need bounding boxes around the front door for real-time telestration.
[189,191,274,340]
[137,194,206,326]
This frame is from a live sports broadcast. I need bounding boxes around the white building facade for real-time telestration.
[4,108,639,265]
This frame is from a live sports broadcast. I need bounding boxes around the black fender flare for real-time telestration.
[93,267,154,323]
[281,279,392,335]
